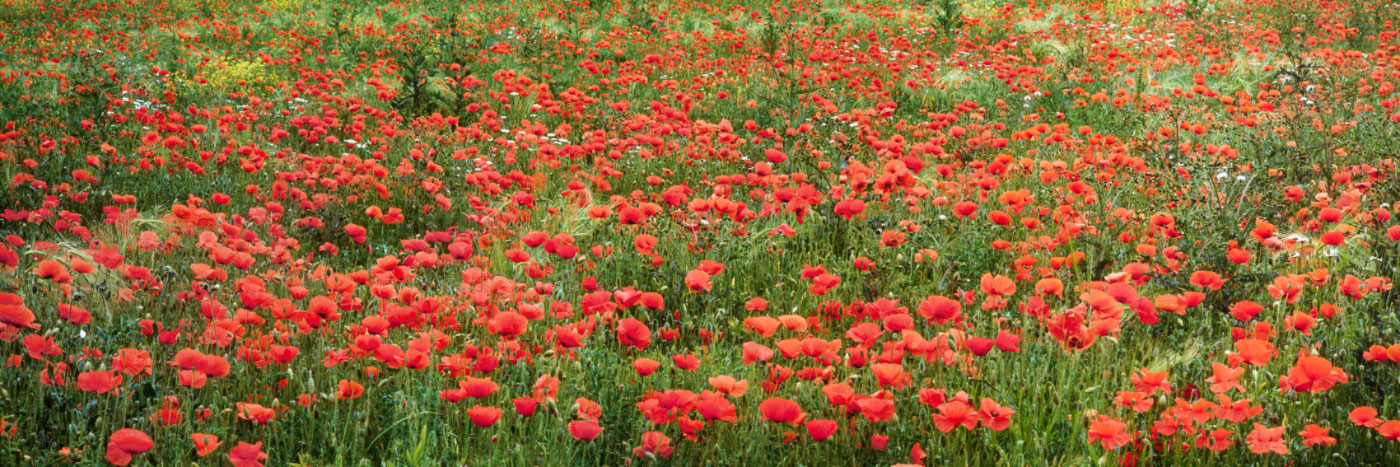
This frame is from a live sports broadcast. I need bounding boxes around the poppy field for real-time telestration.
[4,0,1400,464]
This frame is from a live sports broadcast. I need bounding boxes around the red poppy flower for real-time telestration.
[978,398,1014,431]
[616,318,652,350]
[966,337,995,356]
[684,269,712,292]
[632,358,661,376]
[805,419,839,441]
[633,431,673,458]
[672,353,700,371]
[917,295,962,325]
[336,379,364,399]
[1350,406,1381,427]
[1233,339,1275,366]
[236,402,276,425]
[1189,271,1226,291]
[856,397,895,422]
[228,441,268,467]
[76,371,123,394]
[1300,425,1336,447]
[1245,424,1288,455]
[759,398,806,425]
[467,405,502,427]
[910,442,927,465]
[105,429,154,466]
[871,433,889,450]
[35,259,72,283]
[513,397,538,417]
[1378,420,1400,440]
[460,376,499,398]
[568,420,604,440]
[933,401,978,432]
[57,303,91,325]
[1087,415,1132,449]
[191,433,222,457]
[0,292,35,328]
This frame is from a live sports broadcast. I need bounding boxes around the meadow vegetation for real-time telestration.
[2,0,1400,465]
